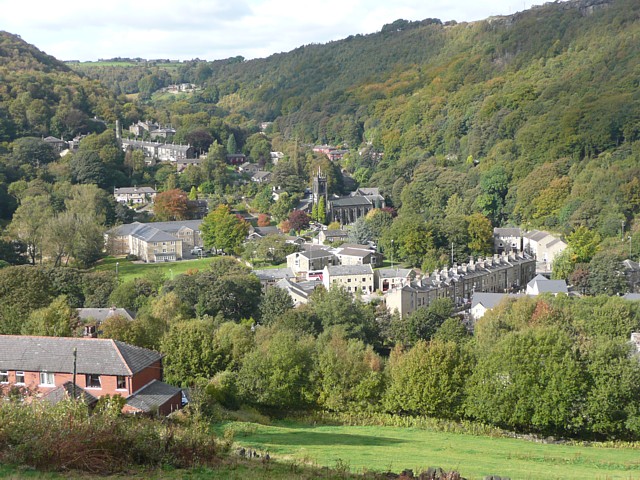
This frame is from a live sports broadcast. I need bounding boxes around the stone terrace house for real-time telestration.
[105,220,203,262]
[0,336,182,415]
[334,243,382,267]
[286,248,338,277]
[493,227,523,253]
[114,186,157,205]
[322,264,375,294]
[385,252,536,317]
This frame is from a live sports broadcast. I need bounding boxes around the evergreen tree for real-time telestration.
[226,133,237,154]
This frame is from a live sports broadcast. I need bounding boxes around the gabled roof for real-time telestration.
[325,264,374,276]
[494,227,522,237]
[251,171,272,180]
[253,267,295,282]
[77,307,135,323]
[376,268,414,279]
[114,187,156,195]
[131,225,178,243]
[43,382,99,407]
[471,292,523,309]
[527,275,568,294]
[299,249,335,260]
[337,248,373,258]
[321,229,348,237]
[0,336,163,376]
[124,380,181,413]
[330,196,372,207]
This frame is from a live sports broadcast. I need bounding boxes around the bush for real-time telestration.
[0,399,219,473]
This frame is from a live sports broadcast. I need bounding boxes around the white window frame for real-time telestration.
[39,372,55,386]
[15,371,25,385]
[0,370,8,383]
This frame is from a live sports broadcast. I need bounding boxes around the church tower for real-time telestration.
[312,168,328,207]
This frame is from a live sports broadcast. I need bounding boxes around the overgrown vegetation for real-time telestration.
[0,399,220,473]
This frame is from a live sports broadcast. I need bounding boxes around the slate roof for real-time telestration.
[494,227,522,237]
[251,171,272,181]
[131,225,177,243]
[253,267,295,282]
[527,275,568,294]
[623,293,640,301]
[77,307,136,323]
[326,264,374,276]
[376,268,414,279]
[124,380,181,413]
[43,382,99,407]
[300,249,335,259]
[107,220,202,240]
[471,292,523,309]
[0,336,163,376]
[114,187,156,194]
[322,229,348,237]
[252,226,281,237]
[330,196,372,207]
[275,278,310,299]
[338,248,373,258]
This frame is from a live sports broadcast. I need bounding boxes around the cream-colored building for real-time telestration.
[114,186,157,205]
[286,249,337,276]
[322,264,374,294]
[105,220,202,262]
[385,252,536,317]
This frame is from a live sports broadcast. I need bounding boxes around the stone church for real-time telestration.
[312,171,385,225]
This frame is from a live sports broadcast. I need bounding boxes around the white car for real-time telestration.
[190,247,203,255]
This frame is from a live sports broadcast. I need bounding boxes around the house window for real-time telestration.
[85,374,101,388]
[116,376,127,390]
[39,372,55,386]
[15,371,25,384]
[0,371,7,383]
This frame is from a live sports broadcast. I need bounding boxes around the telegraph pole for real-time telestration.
[72,347,77,400]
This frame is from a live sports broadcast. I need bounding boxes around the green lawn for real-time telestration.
[94,256,222,283]
[217,422,640,480]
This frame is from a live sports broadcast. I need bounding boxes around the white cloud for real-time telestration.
[0,0,539,61]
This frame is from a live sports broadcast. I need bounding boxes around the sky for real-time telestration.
[0,0,539,62]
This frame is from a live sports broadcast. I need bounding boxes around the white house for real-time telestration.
[525,274,568,296]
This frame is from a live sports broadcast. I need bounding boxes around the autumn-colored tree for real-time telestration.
[279,219,292,234]
[288,210,311,233]
[153,189,191,221]
[257,213,271,227]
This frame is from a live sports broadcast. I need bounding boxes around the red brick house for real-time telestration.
[0,336,182,415]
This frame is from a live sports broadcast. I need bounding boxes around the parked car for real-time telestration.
[191,247,203,255]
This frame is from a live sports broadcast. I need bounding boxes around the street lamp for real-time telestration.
[390,239,394,271]
[115,262,119,284]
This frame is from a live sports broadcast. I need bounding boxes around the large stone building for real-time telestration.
[311,171,385,225]
[385,252,536,317]
[105,220,203,262]
[322,264,375,294]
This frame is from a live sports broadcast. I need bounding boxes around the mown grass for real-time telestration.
[94,256,221,283]
[216,421,640,480]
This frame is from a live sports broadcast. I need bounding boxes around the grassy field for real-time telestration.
[217,421,640,480]
[94,256,222,283]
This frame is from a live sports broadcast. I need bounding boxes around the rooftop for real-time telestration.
[0,336,163,376]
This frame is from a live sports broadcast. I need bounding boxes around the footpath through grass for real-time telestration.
[218,421,640,480]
